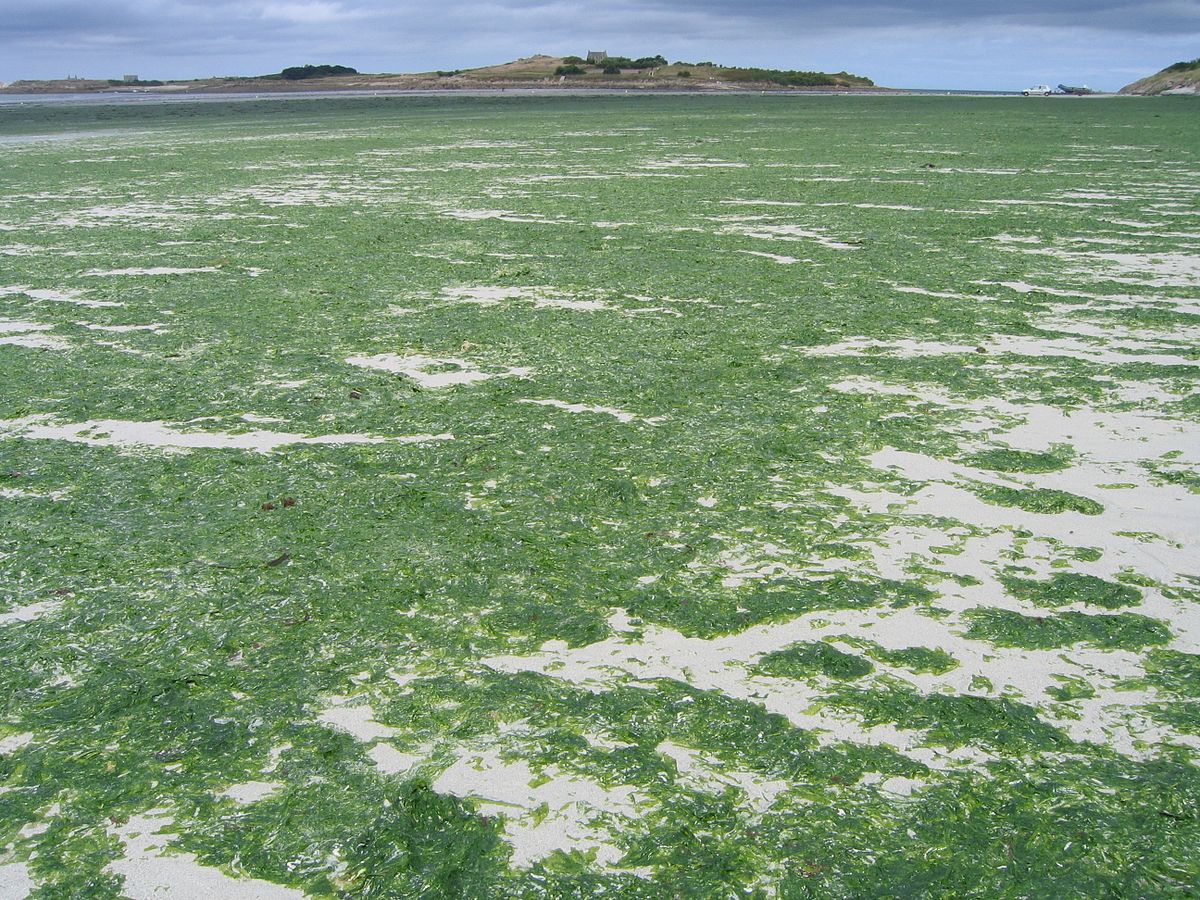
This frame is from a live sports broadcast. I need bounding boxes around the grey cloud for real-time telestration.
[0,0,1197,85]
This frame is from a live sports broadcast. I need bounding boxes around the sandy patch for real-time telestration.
[440,285,610,312]
[801,335,1198,367]
[82,267,220,277]
[0,600,63,627]
[108,812,303,900]
[0,416,452,454]
[657,742,790,814]
[720,222,859,251]
[0,319,68,350]
[890,284,987,300]
[0,285,120,308]
[433,207,562,225]
[0,863,33,900]
[317,698,399,742]
[432,748,641,869]
[519,399,664,426]
[367,744,423,775]
[737,250,802,264]
[79,322,169,334]
[484,606,1188,762]
[219,782,282,804]
[0,733,34,755]
[346,353,532,388]
[640,157,747,169]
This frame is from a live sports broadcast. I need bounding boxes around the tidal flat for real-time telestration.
[0,93,1198,897]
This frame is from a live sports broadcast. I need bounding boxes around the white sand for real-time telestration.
[0,416,452,454]
[79,322,169,334]
[0,733,34,755]
[801,335,1198,367]
[519,399,664,426]
[367,744,423,775]
[0,320,68,350]
[657,742,789,814]
[82,267,220,277]
[439,284,610,312]
[719,222,859,251]
[317,699,400,742]
[219,781,282,804]
[0,863,33,900]
[483,603,1194,762]
[0,600,63,627]
[346,353,532,388]
[432,748,641,869]
[0,285,121,308]
[737,250,802,264]
[109,812,303,900]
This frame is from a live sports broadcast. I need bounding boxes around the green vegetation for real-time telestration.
[963,608,1172,650]
[599,55,668,70]
[0,94,1194,895]
[1164,57,1200,73]
[756,641,875,680]
[966,446,1073,473]
[974,485,1104,515]
[821,683,1068,752]
[279,64,358,80]
[836,638,960,675]
[1002,573,1142,610]
[717,66,874,87]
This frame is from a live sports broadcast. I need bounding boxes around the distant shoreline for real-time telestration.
[0,81,893,98]
[0,87,1116,109]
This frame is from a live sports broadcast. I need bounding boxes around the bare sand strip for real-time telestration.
[0,417,453,454]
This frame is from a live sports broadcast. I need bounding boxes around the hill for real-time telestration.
[1,55,879,95]
[1119,57,1200,95]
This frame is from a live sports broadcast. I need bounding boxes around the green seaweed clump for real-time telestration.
[1001,572,1142,610]
[340,781,509,897]
[974,485,1103,516]
[1142,650,1200,734]
[967,447,1073,474]
[963,608,1171,651]
[820,683,1068,752]
[835,636,959,674]
[755,641,874,680]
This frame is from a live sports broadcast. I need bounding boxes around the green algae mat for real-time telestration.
[1,93,1198,897]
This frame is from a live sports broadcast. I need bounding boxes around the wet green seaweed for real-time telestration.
[0,93,1196,896]
[832,636,959,675]
[755,642,875,680]
[973,485,1104,516]
[962,608,1172,650]
[819,682,1069,752]
[966,446,1074,474]
[1001,572,1142,610]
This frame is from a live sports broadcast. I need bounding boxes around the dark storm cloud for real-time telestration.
[634,0,1200,34]
[4,0,1199,46]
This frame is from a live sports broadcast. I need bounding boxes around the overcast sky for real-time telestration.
[1,0,1197,91]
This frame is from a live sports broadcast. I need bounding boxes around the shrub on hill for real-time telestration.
[603,55,668,70]
[280,64,358,80]
[555,65,585,76]
[720,67,873,87]
[1164,57,1200,73]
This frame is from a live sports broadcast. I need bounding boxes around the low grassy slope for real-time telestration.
[1120,57,1200,94]
[2,56,878,94]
